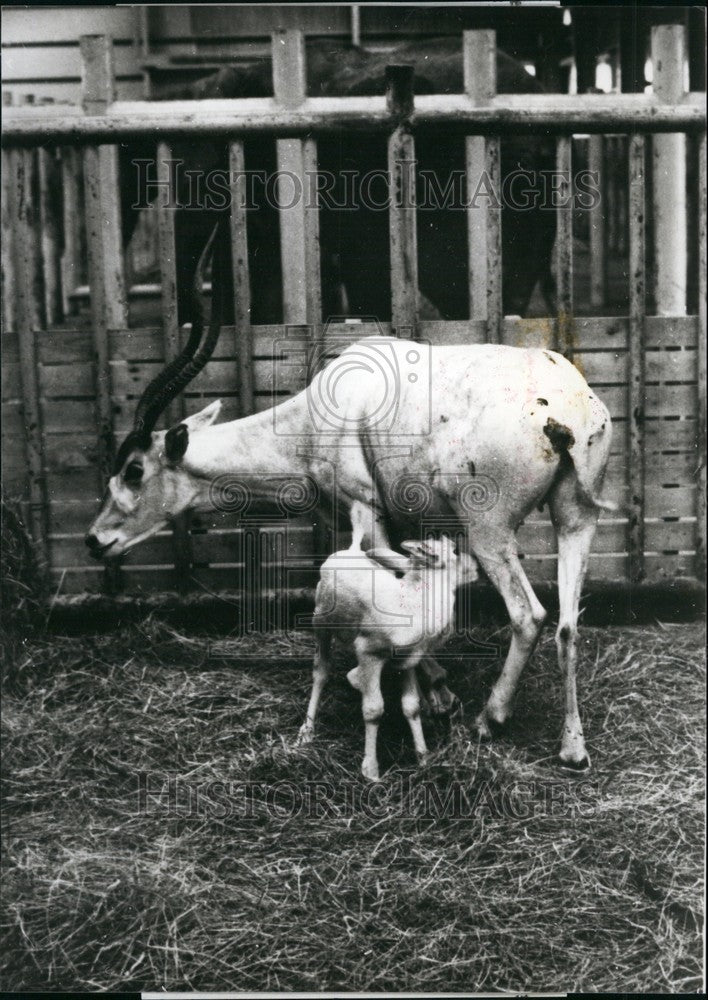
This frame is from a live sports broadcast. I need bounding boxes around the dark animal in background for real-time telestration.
[119,37,557,325]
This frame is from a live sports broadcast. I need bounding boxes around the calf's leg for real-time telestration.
[400,661,428,764]
[348,638,385,781]
[296,631,331,746]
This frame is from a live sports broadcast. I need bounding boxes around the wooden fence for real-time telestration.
[2,27,706,602]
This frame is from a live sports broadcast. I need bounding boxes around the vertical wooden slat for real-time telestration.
[627,133,646,584]
[387,64,418,335]
[60,147,82,317]
[22,97,45,333]
[272,30,321,329]
[38,144,62,326]
[272,30,325,569]
[155,140,181,417]
[156,138,193,589]
[351,5,361,47]
[696,131,707,579]
[8,147,49,563]
[588,134,606,310]
[464,29,497,330]
[651,24,687,316]
[617,135,628,258]
[80,34,128,593]
[1,94,15,334]
[242,527,259,634]
[555,135,573,354]
[605,136,617,254]
[228,140,254,416]
[485,134,502,344]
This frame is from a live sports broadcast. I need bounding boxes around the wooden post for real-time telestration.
[156,138,193,590]
[464,29,499,333]
[555,135,574,354]
[81,34,128,594]
[588,134,606,310]
[272,30,321,328]
[228,140,254,416]
[8,147,50,564]
[651,25,687,316]
[697,131,706,580]
[1,93,15,334]
[627,133,646,584]
[387,64,418,335]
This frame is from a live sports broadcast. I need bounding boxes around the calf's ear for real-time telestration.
[165,423,189,463]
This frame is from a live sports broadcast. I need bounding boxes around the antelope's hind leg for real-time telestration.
[471,535,547,739]
[549,486,600,771]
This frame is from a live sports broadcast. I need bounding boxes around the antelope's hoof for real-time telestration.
[475,711,508,741]
[361,757,381,782]
[558,754,591,773]
[294,725,314,747]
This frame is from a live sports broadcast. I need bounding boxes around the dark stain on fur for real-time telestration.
[543,417,575,453]
[467,460,476,477]
[440,414,449,423]
[543,351,557,364]
[536,397,548,406]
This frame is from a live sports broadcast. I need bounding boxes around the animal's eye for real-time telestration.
[124,461,144,484]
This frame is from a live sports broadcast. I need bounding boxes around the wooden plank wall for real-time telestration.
[1,26,704,600]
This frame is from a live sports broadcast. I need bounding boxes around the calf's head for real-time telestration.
[400,536,478,585]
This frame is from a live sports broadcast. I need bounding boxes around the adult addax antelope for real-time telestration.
[86,227,613,770]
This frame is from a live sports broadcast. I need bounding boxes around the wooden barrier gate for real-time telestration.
[1,28,706,604]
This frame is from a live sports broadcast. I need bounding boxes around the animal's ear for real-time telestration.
[182,399,222,432]
[165,423,189,464]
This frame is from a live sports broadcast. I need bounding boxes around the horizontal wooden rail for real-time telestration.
[2,92,706,145]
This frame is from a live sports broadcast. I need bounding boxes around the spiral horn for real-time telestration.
[132,219,221,435]
[112,219,226,474]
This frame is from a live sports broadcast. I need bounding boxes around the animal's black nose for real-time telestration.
[85,533,98,550]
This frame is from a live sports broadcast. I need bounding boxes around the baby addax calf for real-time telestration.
[298,504,478,780]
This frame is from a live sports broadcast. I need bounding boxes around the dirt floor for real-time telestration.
[1,619,704,992]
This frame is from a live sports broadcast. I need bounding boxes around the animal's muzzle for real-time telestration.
[84,534,117,560]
